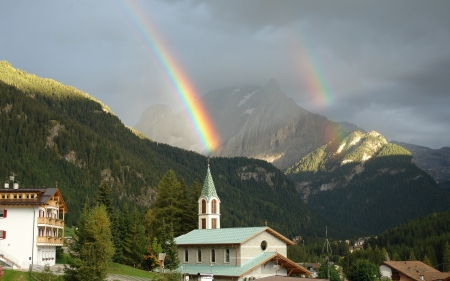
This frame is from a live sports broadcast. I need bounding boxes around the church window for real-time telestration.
[184,249,189,262]
[212,218,217,229]
[202,219,206,229]
[202,199,206,214]
[225,249,230,263]
[198,249,202,263]
[261,240,268,251]
[211,249,216,263]
[211,199,217,213]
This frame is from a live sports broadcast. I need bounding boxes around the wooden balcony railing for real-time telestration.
[37,217,64,227]
[36,236,64,246]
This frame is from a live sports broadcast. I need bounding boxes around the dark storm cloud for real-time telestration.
[1,0,449,148]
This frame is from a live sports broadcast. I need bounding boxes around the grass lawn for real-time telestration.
[64,226,75,237]
[2,269,33,281]
[108,262,158,279]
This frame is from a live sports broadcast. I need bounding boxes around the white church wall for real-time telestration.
[240,231,287,264]
[179,246,237,266]
[238,260,288,281]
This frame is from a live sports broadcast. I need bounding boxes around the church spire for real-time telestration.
[200,161,219,201]
[198,159,221,229]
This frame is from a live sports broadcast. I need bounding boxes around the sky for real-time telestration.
[1,0,449,149]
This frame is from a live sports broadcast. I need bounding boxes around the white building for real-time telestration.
[175,164,310,281]
[0,187,68,268]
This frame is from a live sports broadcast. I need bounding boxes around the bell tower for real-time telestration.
[198,161,221,229]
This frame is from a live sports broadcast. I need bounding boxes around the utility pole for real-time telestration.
[321,226,332,281]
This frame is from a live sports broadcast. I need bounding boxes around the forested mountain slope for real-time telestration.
[285,130,450,236]
[365,211,450,271]
[0,61,332,237]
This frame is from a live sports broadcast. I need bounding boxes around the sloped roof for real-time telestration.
[0,188,68,212]
[382,261,450,281]
[179,252,310,277]
[175,227,294,246]
[200,166,219,201]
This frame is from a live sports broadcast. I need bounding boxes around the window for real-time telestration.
[260,240,268,251]
[225,249,230,263]
[211,199,217,214]
[0,230,5,239]
[0,210,6,218]
[211,249,216,263]
[212,218,217,229]
[197,249,202,263]
[184,249,189,262]
[202,219,206,229]
[202,199,206,214]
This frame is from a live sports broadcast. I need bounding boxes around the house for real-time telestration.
[380,261,450,281]
[0,182,68,269]
[175,164,310,281]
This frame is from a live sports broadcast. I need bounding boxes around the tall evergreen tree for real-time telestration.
[443,242,450,272]
[422,255,432,266]
[162,223,180,271]
[96,180,112,215]
[153,170,184,237]
[408,251,416,261]
[123,207,148,268]
[179,178,197,234]
[64,204,114,281]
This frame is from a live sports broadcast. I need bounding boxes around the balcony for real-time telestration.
[37,217,64,228]
[36,236,64,246]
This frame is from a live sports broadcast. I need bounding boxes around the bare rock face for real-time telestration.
[134,104,200,151]
[134,79,345,170]
[392,141,450,189]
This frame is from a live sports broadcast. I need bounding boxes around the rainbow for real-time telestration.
[289,34,334,107]
[115,0,220,153]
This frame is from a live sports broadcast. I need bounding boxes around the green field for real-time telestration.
[2,262,157,280]
[108,262,158,278]
[2,269,32,281]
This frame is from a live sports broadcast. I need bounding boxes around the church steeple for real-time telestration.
[198,160,221,229]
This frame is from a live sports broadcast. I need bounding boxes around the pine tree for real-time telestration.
[123,207,148,268]
[163,223,180,271]
[96,180,112,215]
[179,178,197,234]
[422,255,432,266]
[408,250,416,261]
[64,204,114,281]
[153,170,184,237]
[443,242,450,272]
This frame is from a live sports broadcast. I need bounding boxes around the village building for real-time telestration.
[0,180,68,269]
[380,261,450,281]
[175,164,310,281]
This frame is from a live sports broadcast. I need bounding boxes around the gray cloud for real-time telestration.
[1,0,449,148]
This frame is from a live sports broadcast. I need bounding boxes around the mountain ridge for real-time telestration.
[284,130,450,235]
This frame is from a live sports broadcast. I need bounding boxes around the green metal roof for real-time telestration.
[178,252,276,277]
[200,167,219,201]
[175,227,268,245]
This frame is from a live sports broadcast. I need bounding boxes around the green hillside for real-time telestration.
[362,211,450,271]
[0,61,330,238]
[285,131,450,236]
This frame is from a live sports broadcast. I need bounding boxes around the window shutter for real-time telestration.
[1,230,5,239]
[3,209,6,218]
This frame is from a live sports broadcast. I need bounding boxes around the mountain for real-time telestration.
[391,141,450,190]
[135,79,346,170]
[284,130,450,236]
[0,61,330,237]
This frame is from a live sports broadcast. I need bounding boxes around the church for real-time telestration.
[175,164,311,281]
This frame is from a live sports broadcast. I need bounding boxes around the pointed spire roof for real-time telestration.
[201,161,219,201]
